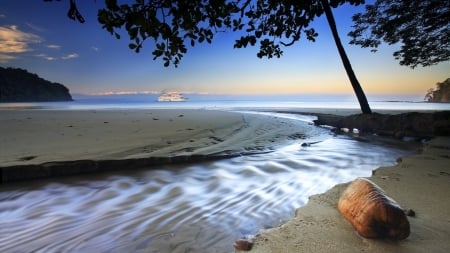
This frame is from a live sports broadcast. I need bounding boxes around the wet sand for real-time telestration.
[0,109,322,181]
[0,109,245,166]
[238,137,450,253]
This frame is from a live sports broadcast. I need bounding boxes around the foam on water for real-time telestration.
[0,113,417,253]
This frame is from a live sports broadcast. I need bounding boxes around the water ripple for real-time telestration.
[0,131,416,252]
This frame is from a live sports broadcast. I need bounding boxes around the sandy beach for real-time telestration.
[0,109,320,181]
[236,136,450,253]
[0,108,449,253]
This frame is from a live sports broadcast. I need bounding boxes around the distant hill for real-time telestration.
[0,67,73,102]
[425,78,450,103]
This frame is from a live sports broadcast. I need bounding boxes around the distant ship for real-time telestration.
[157,90,188,102]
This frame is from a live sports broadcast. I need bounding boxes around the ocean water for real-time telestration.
[1,93,449,111]
[0,94,440,253]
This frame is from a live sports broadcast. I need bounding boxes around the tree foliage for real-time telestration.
[96,0,365,67]
[44,0,85,23]
[425,78,450,102]
[98,0,239,67]
[0,67,72,102]
[349,0,450,68]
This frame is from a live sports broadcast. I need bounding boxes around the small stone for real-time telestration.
[233,239,253,251]
[18,156,37,161]
[405,209,416,217]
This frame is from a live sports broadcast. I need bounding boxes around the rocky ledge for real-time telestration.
[314,111,450,140]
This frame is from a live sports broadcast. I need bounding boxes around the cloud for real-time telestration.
[62,53,79,60]
[0,14,6,19]
[93,90,160,95]
[26,23,46,33]
[47,44,61,49]
[0,53,16,63]
[0,25,42,61]
[91,46,100,52]
[35,53,56,61]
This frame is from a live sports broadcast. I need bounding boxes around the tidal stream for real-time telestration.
[0,113,416,253]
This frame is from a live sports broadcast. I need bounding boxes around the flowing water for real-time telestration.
[0,112,417,253]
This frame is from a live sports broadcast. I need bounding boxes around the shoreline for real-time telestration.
[2,108,433,183]
[0,109,321,182]
[1,108,449,252]
[236,136,450,253]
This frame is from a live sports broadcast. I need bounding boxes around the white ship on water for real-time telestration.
[157,90,188,102]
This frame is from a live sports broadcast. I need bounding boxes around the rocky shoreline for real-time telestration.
[313,111,450,139]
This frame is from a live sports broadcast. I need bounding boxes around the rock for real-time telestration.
[314,111,450,139]
[338,178,410,240]
[233,239,253,251]
[405,209,416,217]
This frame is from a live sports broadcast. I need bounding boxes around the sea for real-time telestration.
[0,94,448,253]
[1,93,449,111]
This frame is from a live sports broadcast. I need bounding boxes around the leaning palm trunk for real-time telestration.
[321,0,372,114]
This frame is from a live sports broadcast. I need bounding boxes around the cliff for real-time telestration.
[0,67,73,102]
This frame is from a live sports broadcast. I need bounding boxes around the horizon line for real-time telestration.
[73,91,425,97]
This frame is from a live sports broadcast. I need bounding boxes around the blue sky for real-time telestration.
[0,0,448,96]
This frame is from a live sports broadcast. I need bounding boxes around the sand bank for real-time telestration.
[237,137,450,253]
[0,109,319,181]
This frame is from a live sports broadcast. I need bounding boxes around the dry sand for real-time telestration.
[237,137,450,253]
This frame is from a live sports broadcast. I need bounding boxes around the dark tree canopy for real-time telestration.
[349,0,450,68]
[0,67,73,102]
[96,0,365,67]
[44,0,85,23]
[98,0,237,67]
[231,0,364,58]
